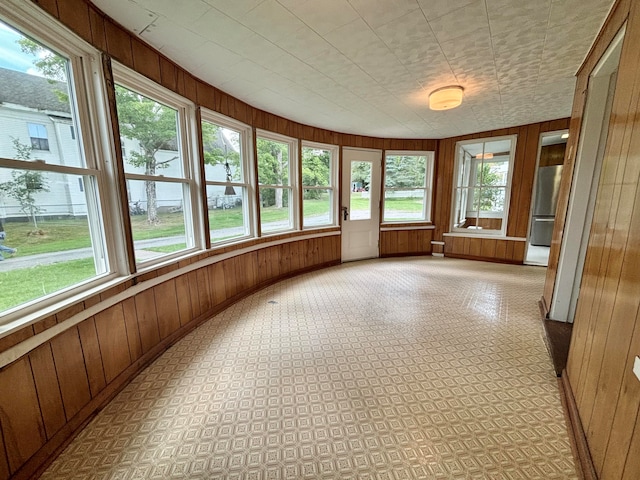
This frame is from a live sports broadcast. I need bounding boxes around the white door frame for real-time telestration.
[550,26,625,322]
[341,147,381,262]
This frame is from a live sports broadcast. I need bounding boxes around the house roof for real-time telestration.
[0,67,70,114]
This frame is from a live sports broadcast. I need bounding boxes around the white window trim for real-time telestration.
[0,1,125,326]
[200,108,255,245]
[382,150,435,224]
[301,140,339,229]
[112,63,204,267]
[450,135,517,237]
[256,129,299,234]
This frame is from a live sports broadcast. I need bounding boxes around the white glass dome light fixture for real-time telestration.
[428,85,464,111]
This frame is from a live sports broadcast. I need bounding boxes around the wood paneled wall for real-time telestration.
[434,119,569,263]
[0,236,340,479]
[556,0,640,478]
[380,229,433,257]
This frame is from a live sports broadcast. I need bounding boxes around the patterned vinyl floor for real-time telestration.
[41,257,576,479]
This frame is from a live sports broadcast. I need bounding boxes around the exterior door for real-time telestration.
[341,148,381,262]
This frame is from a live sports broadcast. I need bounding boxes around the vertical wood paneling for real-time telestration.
[134,290,160,354]
[50,328,91,420]
[77,318,107,397]
[0,358,45,474]
[0,430,8,480]
[122,298,143,362]
[211,262,227,306]
[56,0,91,42]
[175,275,193,327]
[153,280,181,340]
[28,344,66,440]
[196,268,212,313]
[94,305,132,383]
[187,271,202,318]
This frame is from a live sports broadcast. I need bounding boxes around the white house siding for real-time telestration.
[0,104,88,220]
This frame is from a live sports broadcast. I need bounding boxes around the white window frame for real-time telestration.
[200,108,255,245]
[301,141,339,229]
[112,64,203,267]
[450,135,517,237]
[382,150,434,224]
[256,129,299,234]
[0,1,124,326]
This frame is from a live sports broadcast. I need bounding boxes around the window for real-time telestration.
[256,131,297,234]
[301,142,338,228]
[383,151,434,222]
[451,135,517,235]
[201,111,253,244]
[114,66,197,265]
[27,123,49,150]
[0,10,114,320]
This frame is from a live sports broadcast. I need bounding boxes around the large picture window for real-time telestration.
[201,111,253,244]
[451,136,517,236]
[256,131,297,234]
[0,16,112,318]
[383,151,434,223]
[301,142,338,228]
[114,67,197,265]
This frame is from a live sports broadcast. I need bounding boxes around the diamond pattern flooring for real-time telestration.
[41,257,576,479]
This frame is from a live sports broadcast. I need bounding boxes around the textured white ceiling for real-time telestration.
[91,0,614,139]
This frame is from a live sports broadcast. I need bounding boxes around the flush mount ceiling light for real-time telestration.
[429,85,464,111]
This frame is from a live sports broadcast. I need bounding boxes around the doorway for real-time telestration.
[341,147,381,262]
[525,130,568,266]
[550,27,624,323]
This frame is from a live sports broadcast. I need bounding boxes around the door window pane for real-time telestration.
[350,161,371,220]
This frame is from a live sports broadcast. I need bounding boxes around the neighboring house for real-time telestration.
[0,67,87,219]
[0,67,238,221]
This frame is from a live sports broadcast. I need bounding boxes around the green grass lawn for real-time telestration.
[0,258,96,311]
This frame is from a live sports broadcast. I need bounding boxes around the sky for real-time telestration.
[0,21,45,75]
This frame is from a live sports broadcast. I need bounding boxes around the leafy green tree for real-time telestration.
[302,148,330,200]
[257,139,289,208]
[0,139,50,230]
[474,163,504,211]
[384,155,425,188]
[115,85,182,224]
[350,162,371,191]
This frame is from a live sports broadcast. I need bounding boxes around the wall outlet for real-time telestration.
[634,356,640,382]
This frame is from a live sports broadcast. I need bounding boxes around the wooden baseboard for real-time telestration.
[380,251,432,258]
[558,371,597,480]
[444,253,522,265]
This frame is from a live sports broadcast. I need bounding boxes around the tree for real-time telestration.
[474,163,505,211]
[0,139,50,230]
[257,139,289,208]
[384,155,425,188]
[115,85,181,224]
[302,148,330,200]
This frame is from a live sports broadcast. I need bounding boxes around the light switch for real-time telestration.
[634,356,640,382]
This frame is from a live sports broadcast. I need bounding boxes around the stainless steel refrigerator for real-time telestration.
[530,165,563,246]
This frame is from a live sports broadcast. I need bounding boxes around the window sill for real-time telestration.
[444,232,526,241]
[380,223,434,231]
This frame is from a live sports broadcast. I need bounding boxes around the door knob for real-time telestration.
[341,206,349,221]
